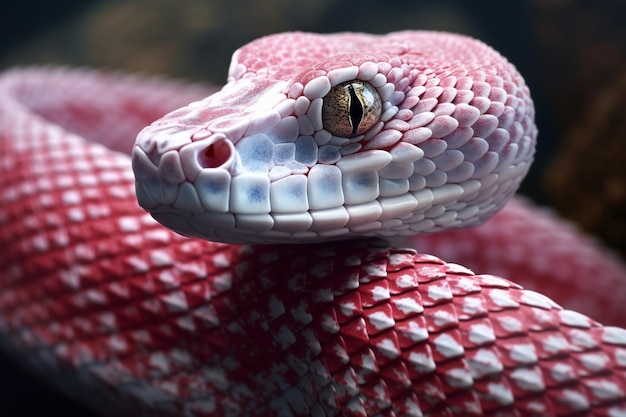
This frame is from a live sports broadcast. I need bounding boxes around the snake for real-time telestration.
[1,31,626,417]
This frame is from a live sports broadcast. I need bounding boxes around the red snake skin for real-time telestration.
[1,55,626,416]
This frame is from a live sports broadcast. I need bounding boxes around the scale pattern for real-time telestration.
[0,40,625,417]
[408,198,626,328]
[132,32,537,243]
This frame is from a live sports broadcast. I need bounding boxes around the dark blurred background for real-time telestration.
[1,0,625,415]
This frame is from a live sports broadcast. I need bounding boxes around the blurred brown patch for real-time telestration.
[532,0,626,257]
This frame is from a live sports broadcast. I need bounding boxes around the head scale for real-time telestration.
[132,31,537,244]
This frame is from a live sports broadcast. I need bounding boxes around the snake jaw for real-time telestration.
[133,32,537,244]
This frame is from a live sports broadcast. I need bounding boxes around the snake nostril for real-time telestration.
[198,138,233,169]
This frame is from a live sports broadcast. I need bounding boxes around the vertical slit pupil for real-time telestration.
[347,84,364,135]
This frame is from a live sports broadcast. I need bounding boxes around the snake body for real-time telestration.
[1,32,626,416]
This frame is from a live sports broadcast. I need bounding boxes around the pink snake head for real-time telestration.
[132,31,537,244]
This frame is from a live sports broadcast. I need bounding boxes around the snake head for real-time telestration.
[132,31,537,244]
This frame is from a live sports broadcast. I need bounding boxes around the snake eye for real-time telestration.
[322,80,382,137]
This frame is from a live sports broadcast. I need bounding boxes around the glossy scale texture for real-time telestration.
[0,32,625,417]
[132,32,536,244]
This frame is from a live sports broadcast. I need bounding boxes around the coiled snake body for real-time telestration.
[1,32,625,416]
